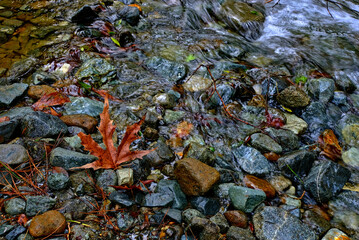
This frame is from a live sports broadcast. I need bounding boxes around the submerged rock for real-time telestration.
[64,97,103,117]
[306,78,335,103]
[71,5,99,25]
[75,58,115,83]
[146,56,187,82]
[250,133,282,153]
[253,206,316,240]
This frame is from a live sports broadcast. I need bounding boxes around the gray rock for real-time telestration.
[164,110,185,124]
[214,183,236,199]
[182,209,205,224]
[75,58,115,83]
[0,83,28,106]
[109,191,135,207]
[301,101,331,140]
[209,213,229,234]
[200,221,220,240]
[146,56,187,82]
[207,84,235,107]
[59,196,96,219]
[7,58,36,80]
[50,147,97,170]
[153,93,177,108]
[183,75,212,92]
[71,5,99,25]
[332,91,351,112]
[282,113,308,135]
[264,128,299,152]
[277,86,311,108]
[143,193,173,207]
[47,172,70,191]
[304,160,351,203]
[226,226,255,240]
[277,150,316,182]
[183,142,215,166]
[329,190,359,215]
[253,206,316,240]
[219,44,245,59]
[0,144,28,165]
[250,133,282,153]
[70,224,97,240]
[229,186,266,213]
[342,123,359,148]
[4,198,26,215]
[0,107,34,120]
[335,73,356,93]
[302,210,331,236]
[25,196,56,217]
[20,112,68,138]
[143,137,175,167]
[5,226,26,240]
[331,210,359,233]
[190,197,220,216]
[64,97,104,117]
[161,208,182,223]
[17,233,33,240]
[116,168,133,186]
[306,78,335,103]
[96,169,117,190]
[0,119,19,143]
[116,212,134,231]
[0,224,14,236]
[118,6,140,26]
[69,171,95,195]
[232,145,274,175]
[156,179,187,210]
[342,147,359,169]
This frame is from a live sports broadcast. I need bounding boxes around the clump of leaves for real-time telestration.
[295,75,308,84]
[318,129,342,160]
[72,95,154,170]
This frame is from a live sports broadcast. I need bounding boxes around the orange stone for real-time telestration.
[263,152,280,162]
[60,114,98,133]
[174,158,220,196]
[28,85,57,99]
[224,210,248,228]
[243,175,276,198]
[29,210,66,237]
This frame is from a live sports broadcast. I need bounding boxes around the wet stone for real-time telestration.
[232,145,274,176]
[250,133,282,153]
[183,75,212,92]
[304,160,351,203]
[153,93,177,108]
[59,196,96,219]
[17,233,33,240]
[7,58,36,79]
[29,210,66,238]
[0,83,28,106]
[264,128,299,152]
[2,19,23,28]
[332,210,359,233]
[214,183,236,199]
[0,107,34,120]
[96,169,117,190]
[50,147,97,170]
[282,113,308,135]
[329,190,359,215]
[174,158,220,196]
[342,147,359,169]
[0,119,18,143]
[207,84,235,107]
[27,85,57,99]
[306,78,335,103]
[229,186,266,213]
[164,110,185,124]
[71,5,99,25]
[243,175,276,198]
[302,210,331,236]
[190,197,220,216]
[20,112,68,138]
[116,168,134,186]
[209,213,229,233]
[342,123,359,148]
[0,224,14,236]
[183,142,215,166]
[253,206,316,240]
[277,86,311,108]
[25,196,56,217]
[69,171,95,195]
[224,210,248,228]
[117,212,134,231]
[156,179,187,210]
[146,56,187,82]
[182,209,205,224]
[47,172,69,191]
[226,226,256,240]
[335,75,356,93]
[143,137,175,167]
[301,101,331,140]
[109,191,135,207]
[321,228,350,240]
[0,144,28,165]
[277,149,316,182]
[143,192,173,207]
[200,221,221,240]
[161,208,182,223]
[75,58,115,82]
[64,97,103,117]
[4,198,26,215]
[5,226,26,240]
[118,6,140,26]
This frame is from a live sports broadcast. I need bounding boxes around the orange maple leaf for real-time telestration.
[32,92,70,111]
[318,129,342,160]
[0,116,10,123]
[72,96,154,170]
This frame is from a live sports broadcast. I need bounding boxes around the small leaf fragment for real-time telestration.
[111,37,121,47]
[186,54,196,62]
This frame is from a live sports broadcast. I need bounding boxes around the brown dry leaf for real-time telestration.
[0,116,10,123]
[32,92,70,111]
[72,95,154,170]
[176,121,193,138]
[318,129,342,160]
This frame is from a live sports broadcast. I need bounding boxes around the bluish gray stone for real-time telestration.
[250,133,282,153]
[20,112,68,138]
[302,210,331,236]
[143,137,175,167]
[209,213,229,234]
[4,198,26,215]
[96,169,117,190]
[25,196,56,217]
[64,97,103,117]
[0,107,34,120]
[50,147,97,170]
[304,161,351,203]
[0,144,28,165]
[146,56,187,82]
[182,209,205,224]
[156,179,187,209]
[117,212,134,231]
[118,6,140,26]
[0,224,14,236]
[229,186,266,213]
[183,142,215,166]
[208,84,235,107]
[75,58,115,82]
[253,206,316,240]
[232,145,274,175]
[190,197,220,216]
[5,225,26,240]
[277,150,317,182]
[0,119,18,143]
[59,196,96,219]
[109,191,135,207]
[143,193,173,207]
[47,172,69,191]
[264,128,299,152]
[306,78,335,103]
[0,83,28,106]
[161,208,182,223]
[329,190,359,215]
[226,226,255,240]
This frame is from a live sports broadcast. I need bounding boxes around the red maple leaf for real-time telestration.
[72,95,154,170]
[32,92,70,111]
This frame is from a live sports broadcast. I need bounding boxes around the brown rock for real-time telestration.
[277,86,310,108]
[174,158,220,196]
[28,85,57,99]
[29,210,66,237]
[224,210,248,228]
[243,175,276,198]
[60,114,98,133]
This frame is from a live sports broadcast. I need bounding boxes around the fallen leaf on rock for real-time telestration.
[91,88,122,102]
[0,116,10,123]
[318,129,342,160]
[32,92,70,111]
[176,121,193,138]
[72,95,154,170]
